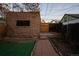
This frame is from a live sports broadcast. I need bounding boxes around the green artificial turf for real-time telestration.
[0,41,34,56]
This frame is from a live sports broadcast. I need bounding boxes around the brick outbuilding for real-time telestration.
[6,12,41,38]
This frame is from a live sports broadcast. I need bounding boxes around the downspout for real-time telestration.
[66,15,69,40]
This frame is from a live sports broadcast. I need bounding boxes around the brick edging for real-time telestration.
[49,39,63,56]
[31,40,38,56]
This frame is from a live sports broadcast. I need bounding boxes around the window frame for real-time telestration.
[16,20,30,27]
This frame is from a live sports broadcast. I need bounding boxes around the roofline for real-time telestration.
[60,14,79,22]
[60,14,66,22]
[7,11,40,13]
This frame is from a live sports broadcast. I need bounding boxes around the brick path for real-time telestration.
[32,39,58,56]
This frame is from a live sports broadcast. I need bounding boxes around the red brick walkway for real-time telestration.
[32,39,58,56]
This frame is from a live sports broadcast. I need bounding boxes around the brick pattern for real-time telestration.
[6,12,41,38]
[32,39,58,56]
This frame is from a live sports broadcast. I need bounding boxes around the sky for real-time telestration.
[40,3,79,22]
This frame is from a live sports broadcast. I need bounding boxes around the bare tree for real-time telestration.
[12,3,23,12]
[41,19,46,23]
[0,3,10,19]
[1,3,39,12]
[22,3,39,11]
[0,3,40,20]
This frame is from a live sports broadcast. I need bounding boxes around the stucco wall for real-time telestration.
[6,12,41,38]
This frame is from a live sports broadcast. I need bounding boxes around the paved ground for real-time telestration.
[32,39,58,56]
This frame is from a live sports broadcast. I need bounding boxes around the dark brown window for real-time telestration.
[16,20,30,26]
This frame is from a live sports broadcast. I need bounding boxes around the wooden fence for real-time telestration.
[40,23,49,32]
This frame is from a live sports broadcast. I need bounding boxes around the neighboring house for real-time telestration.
[60,14,79,41]
[6,12,41,38]
[60,14,79,25]
[60,14,79,33]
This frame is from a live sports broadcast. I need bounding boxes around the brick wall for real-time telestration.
[6,12,41,38]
